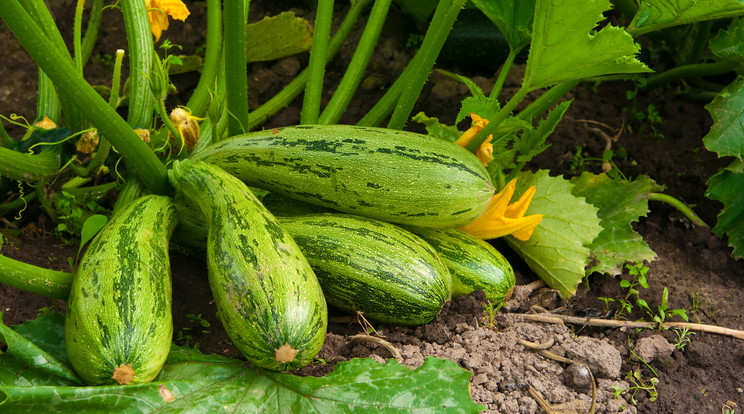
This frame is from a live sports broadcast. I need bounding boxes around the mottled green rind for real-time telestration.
[279,214,452,326]
[168,160,327,371]
[190,124,495,228]
[65,195,177,385]
[410,228,515,304]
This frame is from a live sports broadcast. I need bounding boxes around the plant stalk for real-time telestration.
[387,0,466,130]
[648,192,709,227]
[121,0,155,129]
[640,59,741,93]
[185,0,222,117]
[224,0,250,136]
[319,0,392,125]
[247,0,372,129]
[301,0,335,124]
[0,1,171,195]
[0,254,73,301]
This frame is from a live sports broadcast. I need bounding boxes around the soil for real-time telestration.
[2,2,744,413]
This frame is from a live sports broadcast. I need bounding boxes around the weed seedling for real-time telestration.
[672,327,695,351]
[482,299,503,327]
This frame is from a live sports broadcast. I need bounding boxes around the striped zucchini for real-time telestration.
[190,124,495,228]
[278,213,453,326]
[168,160,327,371]
[410,228,515,304]
[65,195,176,385]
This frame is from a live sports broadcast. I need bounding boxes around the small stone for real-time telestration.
[563,363,593,392]
[634,335,675,364]
[471,373,489,385]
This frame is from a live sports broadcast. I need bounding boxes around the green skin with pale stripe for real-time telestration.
[278,213,453,326]
[410,228,515,304]
[190,124,495,229]
[65,195,177,385]
[168,160,327,371]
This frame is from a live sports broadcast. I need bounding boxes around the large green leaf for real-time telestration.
[703,75,744,160]
[506,171,602,297]
[706,161,744,259]
[710,17,744,58]
[522,0,650,91]
[245,11,313,63]
[571,173,660,275]
[0,313,483,413]
[471,0,535,50]
[628,0,744,36]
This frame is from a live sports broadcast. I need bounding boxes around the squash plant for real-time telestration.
[1,0,742,410]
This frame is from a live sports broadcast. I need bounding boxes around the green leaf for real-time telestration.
[411,112,463,142]
[505,171,602,297]
[0,312,82,386]
[570,173,661,275]
[710,18,744,58]
[706,161,744,258]
[246,12,314,63]
[77,214,107,260]
[471,0,536,50]
[703,76,744,160]
[514,100,571,165]
[628,0,744,36]
[523,0,651,91]
[0,313,483,413]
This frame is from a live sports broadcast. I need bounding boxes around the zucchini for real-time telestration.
[190,124,495,228]
[410,228,515,304]
[168,160,327,371]
[278,213,452,326]
[65,195,177,385]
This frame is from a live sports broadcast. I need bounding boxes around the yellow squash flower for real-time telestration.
[458,179,543,241]
[455,113,493,166]
[146,0,190,42]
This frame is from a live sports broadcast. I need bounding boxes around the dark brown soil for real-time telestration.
[1,2,743,413]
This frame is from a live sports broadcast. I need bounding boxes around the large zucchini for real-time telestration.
[168,160,327,371]
[409,228,515,304]
[278,213,453,326]
[190,124,495,228]
[65,195,177,385]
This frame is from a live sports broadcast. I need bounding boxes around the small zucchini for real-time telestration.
[168,160,327,371]
[278,213,453,326]
[190,124,495,228]
[410,228,515,304]
[65,195,177,385]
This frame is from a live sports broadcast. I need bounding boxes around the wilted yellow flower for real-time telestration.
[76,129,100,154]
[146,0,190,42]
[455,113,493,166]
[134,128,151,143]
[459,179,543,241]
[169,107,202,151]
[34,116,57,130]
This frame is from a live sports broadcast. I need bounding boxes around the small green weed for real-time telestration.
[612,369,659,404]
[672,327,695,351]
[481,299,503,327]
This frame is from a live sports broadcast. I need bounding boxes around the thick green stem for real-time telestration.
[0,253,73,300]
[121,0,155,129]
[247,0,371,130]
[387,0,466,130]
[517,80,580,123]
[302,0,335,124]
[465,87,529,152]
[489,47,521,101]
[0,1,170,195]
[185,0,222,117]
[648,192,709,228]
[224,0,250,136]
[319,0,392,125]
[74,0,85,74]
[640,59,741,93]
[81,0,104,63]
[0,147,60,182]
